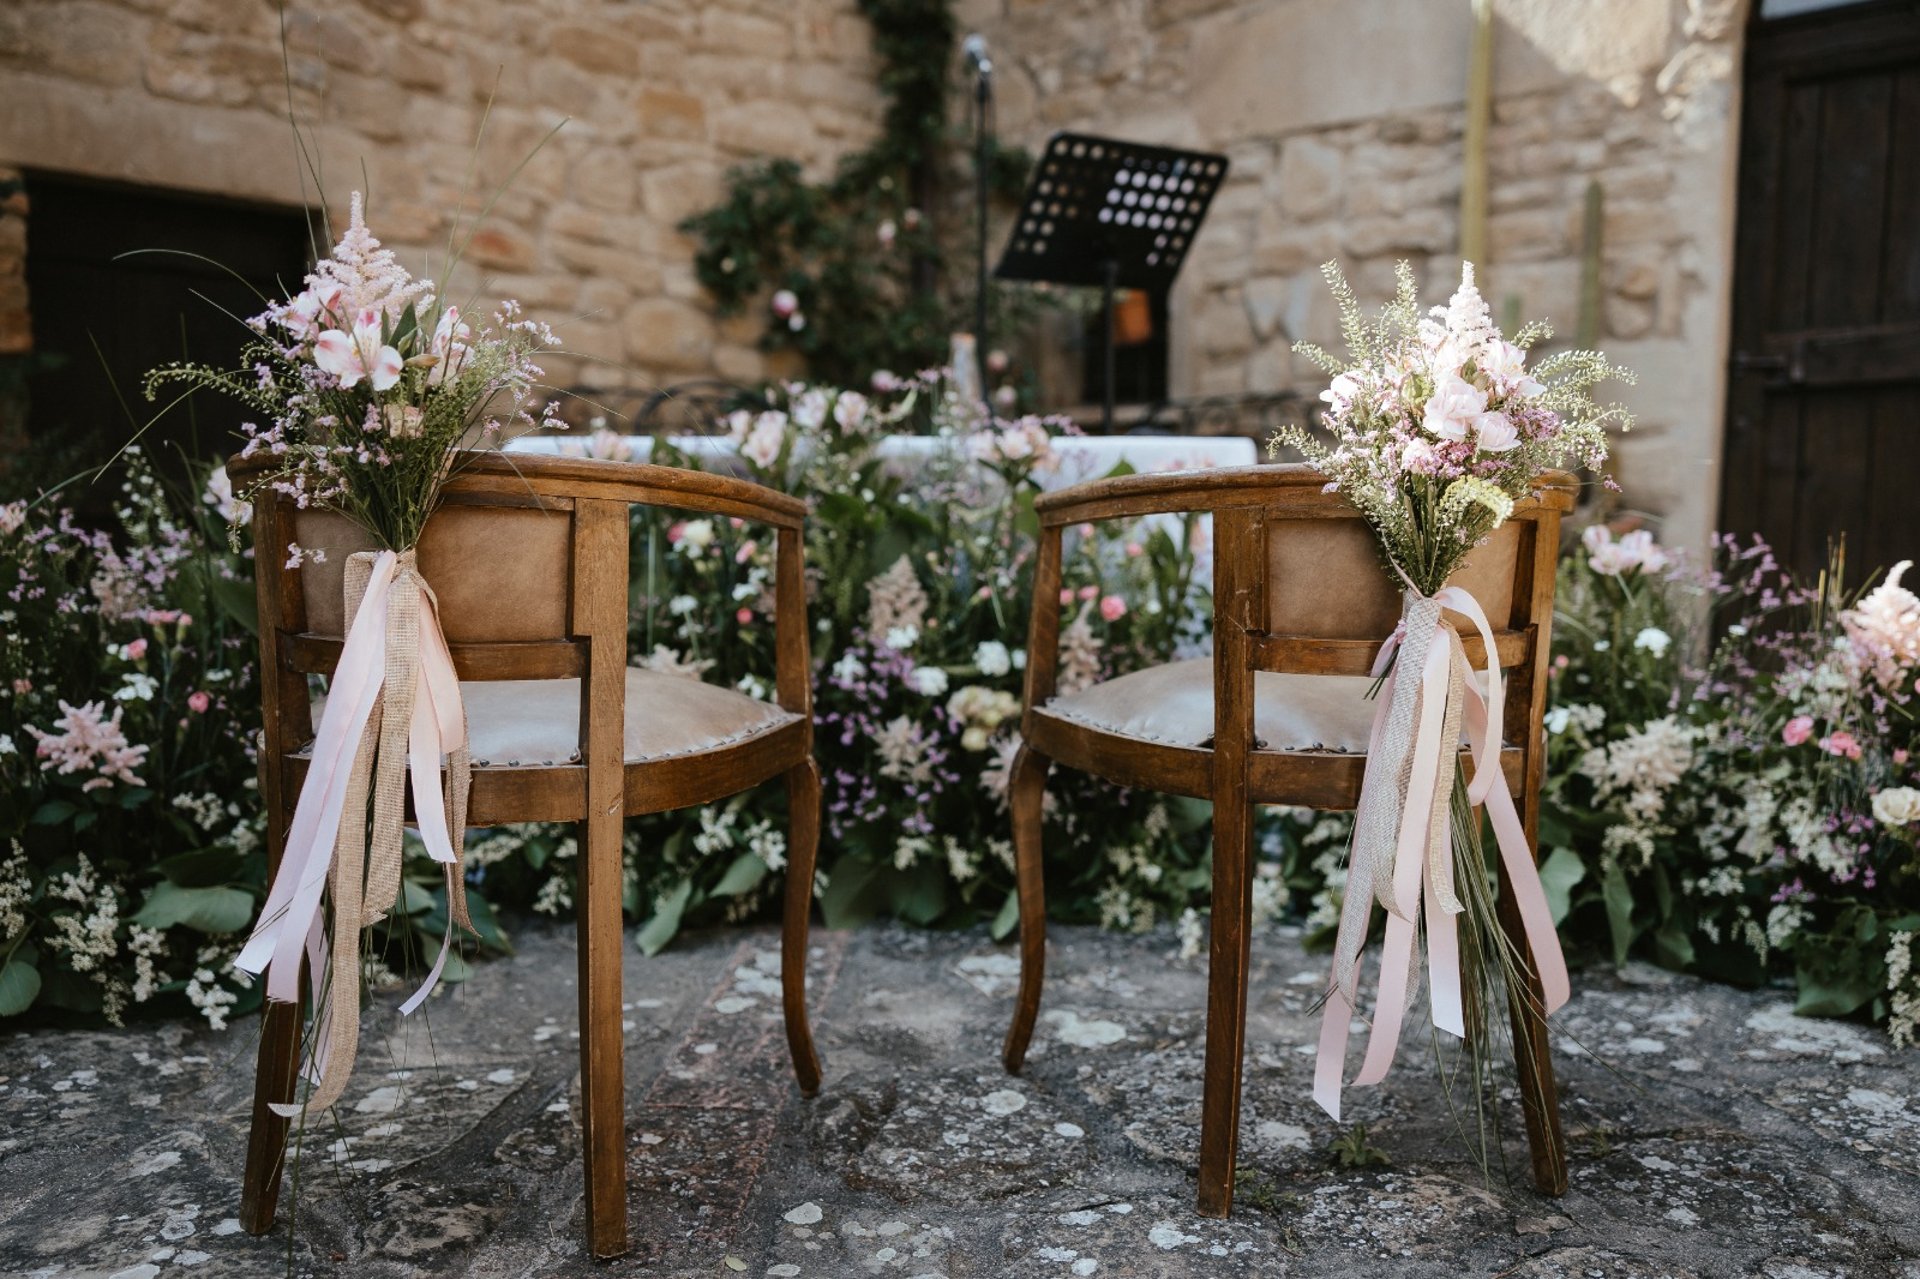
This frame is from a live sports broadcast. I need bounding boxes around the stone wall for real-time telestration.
[968,0,1746,548]
[0,0,1746,545]
[0,0,883,395]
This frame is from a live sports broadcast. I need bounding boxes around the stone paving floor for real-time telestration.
[2,920,1918,1279]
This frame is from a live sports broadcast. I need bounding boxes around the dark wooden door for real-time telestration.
[1721,0,1920,584]
[22,173,313,491]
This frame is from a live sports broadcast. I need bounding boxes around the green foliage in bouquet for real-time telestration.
[1542,530,1920,1039]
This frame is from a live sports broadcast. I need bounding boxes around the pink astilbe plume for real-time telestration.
[305,192,435,323]
[26,699,151,792]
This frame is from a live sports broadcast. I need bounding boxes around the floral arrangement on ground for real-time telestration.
[2,382,1916,1045]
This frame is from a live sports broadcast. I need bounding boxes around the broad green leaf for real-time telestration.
[30,799,77,826]
[818,856,884,930]
[133,882,256,934]
[159,847,243,889]
[210,573,259,634]
[712,853,768,897]
[400,878,437,915]
[889,859,949,927]
[990,889,1020,941]
[1600,860,1636,968]
[0,949,42,1016]
[636,879,693,956]
[1537,847,1586,926]
[1650,922,1695,970]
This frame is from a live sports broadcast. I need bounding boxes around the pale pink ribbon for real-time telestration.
[234,549,472,1116]
[1312,585,1571,1121]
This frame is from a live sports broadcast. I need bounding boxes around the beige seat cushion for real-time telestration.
[311,668,797,766]
[1043,659,1392,754]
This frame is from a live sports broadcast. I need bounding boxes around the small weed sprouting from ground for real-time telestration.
[1231,1170,1304,1253]
[1324,1123,1392,1170]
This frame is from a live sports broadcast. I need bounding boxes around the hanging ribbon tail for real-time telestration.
[1313,976,1355,1122]
[1434,586,1506,807]
[235,550,400,1005]
[397,575,474,1016]
[1459,679,1571,1016]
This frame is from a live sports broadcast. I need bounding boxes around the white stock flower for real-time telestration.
[1420,373,1486,443]
[1873,786,1920,828]
[1633,627,1672,658]
[974,640,1012,676]
[678,519,715,553]
[907,665,949,697]
[741,412,787,469]
[883,624,920,651]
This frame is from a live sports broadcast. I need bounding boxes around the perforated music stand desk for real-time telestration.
[995,133,1230,432]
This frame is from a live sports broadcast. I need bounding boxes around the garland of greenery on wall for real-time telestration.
[681,0,1034,389]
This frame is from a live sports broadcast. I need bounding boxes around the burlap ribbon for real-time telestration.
[235,548,475,1116]
[1312,585,1570,1121]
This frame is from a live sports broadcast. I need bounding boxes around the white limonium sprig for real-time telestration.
[1274,260,1636,594]
[144,192,563,552]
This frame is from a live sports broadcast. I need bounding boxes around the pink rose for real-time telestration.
[736,608,754,625]
[1125,542,1143,558]
[11,678,29,695]
[1782,716,1814,746]
[1059,588,1074,607]
[1099,594,1127,622]
[187,691,211,713]
[124,638,148,661]
[736,539,758,564]
[1078,585,1098,602]
[1823,731,1861,760]
[1421,373,1487,443]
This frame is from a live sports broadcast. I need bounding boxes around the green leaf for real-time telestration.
[399,878,437,915]
[461,890,513,955]
[30,799,77,826]
[636,879,693,956]
[990,889,1020,941]
[1537,847,1586,926]
[0,946,42,1017]
[159,847,244,889]
[712,853,768,897]
[1650,922,1695,970]
[1601,860,1636,967]
[1101,460,1138,480]
[818,856,884,930]
[132,881,256,934]
[1794,960,1879,1018]
[888,858,949,926]
[210,573,258,635]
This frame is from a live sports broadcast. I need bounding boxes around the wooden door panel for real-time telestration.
[1722,0,1920,584]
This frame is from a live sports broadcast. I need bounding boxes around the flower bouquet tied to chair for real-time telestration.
[1272,261,1635,1136]
[145,193,562,1115]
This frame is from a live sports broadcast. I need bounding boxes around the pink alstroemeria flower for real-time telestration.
[282,282,345,340]
[425,305,471,387]
[313,307,403,392]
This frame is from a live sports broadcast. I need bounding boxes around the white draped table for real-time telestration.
[505,432,1259,489]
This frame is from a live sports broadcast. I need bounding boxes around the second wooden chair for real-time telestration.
[1001,463,1575,1217]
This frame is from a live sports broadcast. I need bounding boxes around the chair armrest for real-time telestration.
[455,453,810,529]
[1035,463,1578,527]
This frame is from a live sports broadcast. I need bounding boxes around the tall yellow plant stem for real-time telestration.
[1460,0,1494,274]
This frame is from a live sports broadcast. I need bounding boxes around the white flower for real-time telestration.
[312,306,403,392]
[1842,560,1920,687]
[678,519,715,553]
[1633,627,1672,658]
[1544,706,1573,735]
[974,640,1012,677]
[668,594,699,616]
[831,651,867,682]
[882,624,919,651]
[114,673,159,702]
[907,666,949,697]
[1420,372,1486,442]
[202,466,252,527]
[0,733,14,757]
[735,673,770,701]
[1873,786,1920,828]
[790,389,830,429]
[741,412,787,469]
[1319,371,1362,406]
[1479,339,1544,397]
[1471,409,1519,452]
[832,391,869,432]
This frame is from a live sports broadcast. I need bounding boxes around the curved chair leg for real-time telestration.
[1002,744,1052,1074]
[239,999,302,1234]
[577,808,629,1259]
[1197,800,1255,1218]
[783,758,824,1097]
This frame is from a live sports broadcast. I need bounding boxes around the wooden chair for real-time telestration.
[1001,463,1576,1216]
[232,451,822,1259]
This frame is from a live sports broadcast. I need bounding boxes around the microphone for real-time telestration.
[963,33,992,76]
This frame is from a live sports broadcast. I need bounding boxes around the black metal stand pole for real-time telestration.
[974,66,992,417]
[1101,257,1117,434]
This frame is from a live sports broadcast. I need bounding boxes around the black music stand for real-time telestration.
[995,133,1229,432]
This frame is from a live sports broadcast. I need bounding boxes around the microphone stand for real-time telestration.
[972,51,993,419]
